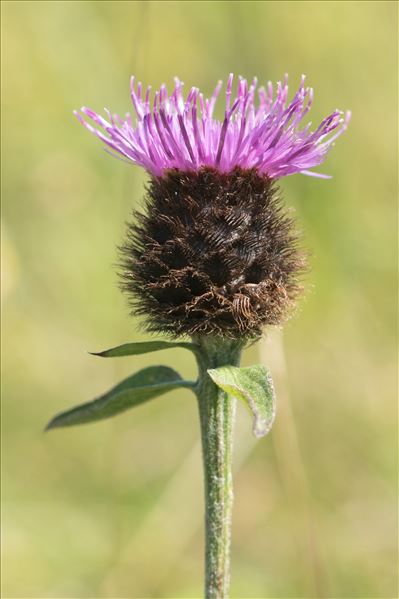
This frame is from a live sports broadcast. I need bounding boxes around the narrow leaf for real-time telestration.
[208,365,276,438]
[90,340,199,358]
[46,365,195,430]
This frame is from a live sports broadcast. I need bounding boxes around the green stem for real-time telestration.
[193,336,243,599]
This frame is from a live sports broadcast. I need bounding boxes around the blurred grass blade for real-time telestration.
[46,366,195,430]
[90,340,199,357]
[208,365,276,438]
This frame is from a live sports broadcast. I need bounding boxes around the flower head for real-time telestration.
[75,74,350,179]
[76,75,349,338]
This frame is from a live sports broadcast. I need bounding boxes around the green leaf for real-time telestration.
[90,340,199,358]
[208,365,276,438]
[46,365,195,430]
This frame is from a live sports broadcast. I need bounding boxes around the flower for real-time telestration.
[75,74,350,179]
[76,75,349,338]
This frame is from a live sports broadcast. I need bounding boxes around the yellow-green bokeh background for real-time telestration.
[2,1,397,597]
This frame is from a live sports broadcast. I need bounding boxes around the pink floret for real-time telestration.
[75,74,350,179]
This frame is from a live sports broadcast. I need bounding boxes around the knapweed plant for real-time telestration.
[47,74,349,599]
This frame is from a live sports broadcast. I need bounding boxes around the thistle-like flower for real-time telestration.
[75,75,350,338]
[47,75,350,599]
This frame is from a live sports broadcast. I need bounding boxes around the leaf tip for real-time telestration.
[253,419,266,438]
[253,417,273,438]
[44,419,57,432]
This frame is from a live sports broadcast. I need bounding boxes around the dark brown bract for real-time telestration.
[120,167,307,338]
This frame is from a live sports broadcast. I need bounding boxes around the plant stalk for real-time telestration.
[193,336,243,599]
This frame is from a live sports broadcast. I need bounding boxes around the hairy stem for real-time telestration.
[193,336,243,599]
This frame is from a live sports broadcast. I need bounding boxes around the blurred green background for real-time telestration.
[2,1,397,597]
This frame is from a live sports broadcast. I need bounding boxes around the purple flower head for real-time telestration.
[75,74,350,179]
